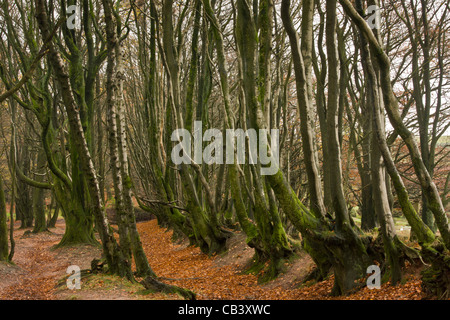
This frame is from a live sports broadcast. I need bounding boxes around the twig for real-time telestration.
[139,197,189,213]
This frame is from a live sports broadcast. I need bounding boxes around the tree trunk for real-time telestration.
[339,0,450,250]
[233,0,294,280]
[354,0,376,231]
[47,201,60,228]
[0,173,9,262]
[280,0,373,295]
[16,145,34,229]
[368,60,402,285]
[102,0,156,277]
[32,149,47,233]
[280,0,325,219]
[35,0,133,279]
[162,0,227,255]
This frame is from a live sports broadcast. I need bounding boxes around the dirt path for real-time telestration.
[136,220,316,300]
[136,220,426,300]
[0,220,104,300]
[0,221,65,299]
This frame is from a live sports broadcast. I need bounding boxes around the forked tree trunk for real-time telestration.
[339,0,450,251]
[35,0,133,279]
[32,149,48,233]
[102,0,155,278]
[229,0,294,279]
[16,145,34,229]
[352,5,403,283]
[162,0,227,255]
[280,0,373,295]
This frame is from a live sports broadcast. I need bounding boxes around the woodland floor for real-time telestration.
[0,217,430,300]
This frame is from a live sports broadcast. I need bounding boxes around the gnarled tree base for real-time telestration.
[141,276,196,300]
[421,252,450,299]
[243,244,296,283]
[90,258,196,300]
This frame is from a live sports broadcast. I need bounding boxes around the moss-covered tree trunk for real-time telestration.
[280,0,326,220]
[54,182,97,246]
[0,173,9,262]
[102,0,156,277]
[179,165,228,255]
[277,0,374,295]
[35,0,134,279]
[45,124,97,246]
[161,0,227,255]
[358,1,403,284]
[32,149,48,233]
[47,201,59,229]
[232,0,294,280]
[16,144,34,229]
[339,0,450,250]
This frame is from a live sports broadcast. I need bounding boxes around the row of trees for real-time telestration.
[0,0,449,298]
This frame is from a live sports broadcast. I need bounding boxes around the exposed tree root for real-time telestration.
[91,258,108,274]
[90,258,196,300]
[370,236,450,300]
[302,266,329,284]
[140,276,196,300]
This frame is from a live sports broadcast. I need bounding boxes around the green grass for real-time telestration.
[351,211,411,229]
[393,216,410,227]
[5,209,63,222]
[436,135,450,146]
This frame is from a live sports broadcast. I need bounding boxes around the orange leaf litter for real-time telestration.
[137,220,426,300]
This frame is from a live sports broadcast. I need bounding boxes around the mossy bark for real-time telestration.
[421,251,450,299]
[35,0,134,280]
[0,174,9,262]
[338,0,450,249]
[53,182,98,247]
[16,145,34,229]
[154,165,192,240]
[180,166,228,255]
[41,109,97,245]
[47,202,59,228]
[268,168,373,294]
[280,0,326,219]
[234,0,296,281]
[58,212,97,247]
[252,174,293,281]
[229,164,263,251]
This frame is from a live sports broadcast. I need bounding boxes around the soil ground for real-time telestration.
[0,218,430,300]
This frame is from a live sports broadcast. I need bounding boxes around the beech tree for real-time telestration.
[0,0,448,299]
[0,173,9,262]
